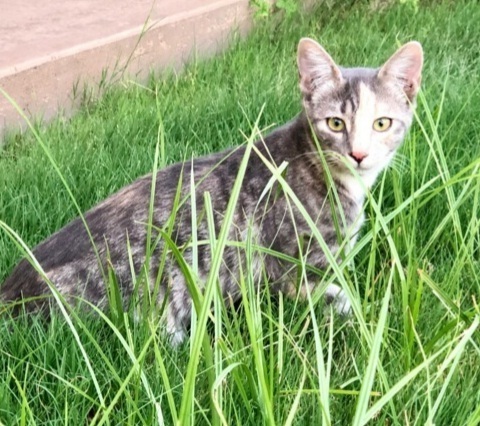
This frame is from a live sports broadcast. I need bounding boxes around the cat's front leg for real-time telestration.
[324,283,352,316]
[275,275,352,316]
[163,279,193,346]
[300,281,352,316]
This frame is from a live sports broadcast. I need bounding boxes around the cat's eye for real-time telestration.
[327,117,345,132]
[373,117,392,132]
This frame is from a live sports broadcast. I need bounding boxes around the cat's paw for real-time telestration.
[168,329,186,347]
[324,284,352,316]
[166,316,187,347]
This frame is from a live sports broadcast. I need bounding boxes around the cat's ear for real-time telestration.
[378,41,423,101]
[297,38,342,95]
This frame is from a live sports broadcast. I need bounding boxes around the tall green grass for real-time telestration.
[1,0,480,424]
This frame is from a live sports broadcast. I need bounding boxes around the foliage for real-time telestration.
[250,0,299,19]
[1,0,480,424]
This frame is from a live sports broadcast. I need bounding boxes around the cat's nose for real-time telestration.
[349,151,368,164]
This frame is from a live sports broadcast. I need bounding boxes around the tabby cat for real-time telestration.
[1,38,423,344]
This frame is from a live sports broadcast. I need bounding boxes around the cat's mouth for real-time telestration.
[349,160,369,171]
[326,151,372,174]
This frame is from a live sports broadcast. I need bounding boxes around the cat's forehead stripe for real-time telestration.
[340,95,358,115]
[339,80,360,115]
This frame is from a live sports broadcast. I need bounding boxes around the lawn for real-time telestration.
[1,0,480,424]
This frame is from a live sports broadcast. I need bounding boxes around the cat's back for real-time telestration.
[0,138,258,306]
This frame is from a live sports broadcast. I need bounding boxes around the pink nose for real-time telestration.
[349,151,368,164]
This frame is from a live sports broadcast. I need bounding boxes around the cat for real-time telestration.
[1,38,423,344]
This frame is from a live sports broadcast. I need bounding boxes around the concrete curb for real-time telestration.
[0,0,252,139]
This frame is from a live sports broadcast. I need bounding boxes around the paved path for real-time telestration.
[0,0,251,137]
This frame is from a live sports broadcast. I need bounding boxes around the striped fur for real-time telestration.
[1,38,423,343]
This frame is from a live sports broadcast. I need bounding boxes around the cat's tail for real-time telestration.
[1,258,51,315]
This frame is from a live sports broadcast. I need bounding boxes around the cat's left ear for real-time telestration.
[297,38,342,96]
[378,41,423,101]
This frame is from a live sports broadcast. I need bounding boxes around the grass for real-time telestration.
[1,0,480,424]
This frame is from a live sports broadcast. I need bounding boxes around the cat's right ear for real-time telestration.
[378,41,423,101]
[297,38,342,95]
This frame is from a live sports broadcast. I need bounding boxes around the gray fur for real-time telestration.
[1,38,423,343]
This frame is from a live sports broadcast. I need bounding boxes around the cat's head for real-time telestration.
[297,38,423,185]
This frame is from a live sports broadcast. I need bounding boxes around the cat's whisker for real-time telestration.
[290,150,343,168]
[390,153,410,174]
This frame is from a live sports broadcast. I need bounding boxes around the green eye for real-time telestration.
[327,117,345,132]
[373,117,392,132]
